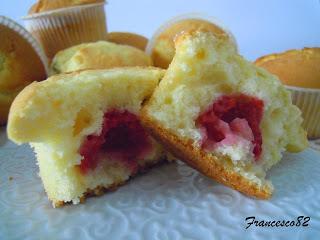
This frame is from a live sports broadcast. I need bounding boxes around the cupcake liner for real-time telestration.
[0,16,49,74]
[146,12,238,56]
[286,86,320,139]
[22,3,107,59]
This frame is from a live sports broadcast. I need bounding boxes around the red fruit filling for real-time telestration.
[79,110,152,174]
[196,94,264,160]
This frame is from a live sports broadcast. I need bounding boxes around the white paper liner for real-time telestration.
[146,12,238,56]
[286,86,320,139]
[0,16,49,74]
[22,3,107,59]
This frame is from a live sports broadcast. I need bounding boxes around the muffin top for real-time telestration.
[148,18,236,69]
[255,48,320,89]
[50,41,152,75]
[29,0,105,14]
[106,32,148,51]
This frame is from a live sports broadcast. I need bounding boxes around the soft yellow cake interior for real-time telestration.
[50,41,153,75]
[8,67,165,207]
[144,32,308,196]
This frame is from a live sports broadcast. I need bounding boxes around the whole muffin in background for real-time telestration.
[255,48,320,89]
[146,14,237,69]
[106,32,148,51]
[0,16,47,125]
[29,0,105,13]
[50,41,153,75]
[255,48,320,139]
[24,0,107,59]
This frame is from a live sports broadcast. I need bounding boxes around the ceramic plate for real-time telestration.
[0,127,319,240]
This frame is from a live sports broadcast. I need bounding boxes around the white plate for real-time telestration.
[1,127,320,240]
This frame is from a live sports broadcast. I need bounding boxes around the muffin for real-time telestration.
[106,32,148,51]
[0,16,47,125]
[50,41,153,75]
[146,14,237,69]
[255,48,320,139]
[141,31,308,199]
[28,0,105,13]
[23,0,107,59]
[7,67,166,207]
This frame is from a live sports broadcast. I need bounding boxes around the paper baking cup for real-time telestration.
[286,86,320,139]
[22,3,107,59]
[146,13,238,56]
[0,16,49,74]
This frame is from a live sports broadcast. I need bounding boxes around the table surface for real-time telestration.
[0,128,320,240]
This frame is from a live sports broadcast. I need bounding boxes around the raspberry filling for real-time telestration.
[79,110,152,174]
[196,94,264,160]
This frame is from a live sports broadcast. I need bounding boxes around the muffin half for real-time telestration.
[8,67,166,207]
[142,32,308,199]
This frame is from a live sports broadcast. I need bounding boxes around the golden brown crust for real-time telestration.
[150,19,232,69]
[50,41,152,75]
[29,3,39,14]
[51,66,164,82]
[29,0,105,14]
[255,48,320,89]
[106,32,148,51]
[140,108,273,200]
[54,182,126,207]
[53,157,168,207]
[8,67,164,114]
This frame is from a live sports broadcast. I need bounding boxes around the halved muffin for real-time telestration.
[8,67,166,207]
[141,32,308,199]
